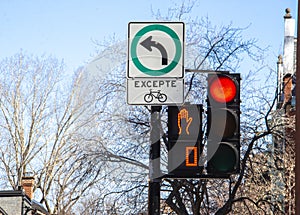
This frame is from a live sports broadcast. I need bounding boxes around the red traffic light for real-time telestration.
[209,75,237,103]
[206,73,241,175]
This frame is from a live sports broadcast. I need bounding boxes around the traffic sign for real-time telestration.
[128,22,184,78]
[127,78,184,105]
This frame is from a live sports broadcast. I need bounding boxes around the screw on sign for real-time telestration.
[206,73,241,176]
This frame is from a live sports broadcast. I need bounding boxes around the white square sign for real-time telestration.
[128,22,184,78]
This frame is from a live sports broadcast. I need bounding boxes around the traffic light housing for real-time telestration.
[206,73,240,175]
[168,104,203,177]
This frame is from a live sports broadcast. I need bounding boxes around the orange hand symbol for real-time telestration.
[178,108,193,135]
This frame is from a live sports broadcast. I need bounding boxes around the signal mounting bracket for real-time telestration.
[185,69,230,74]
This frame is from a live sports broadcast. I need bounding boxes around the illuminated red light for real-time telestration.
[209,76,237,103]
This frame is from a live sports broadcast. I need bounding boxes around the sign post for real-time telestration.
[127,22,185,215]
[148,106,161,215]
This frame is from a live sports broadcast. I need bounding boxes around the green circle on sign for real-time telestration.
[131,24,182,76]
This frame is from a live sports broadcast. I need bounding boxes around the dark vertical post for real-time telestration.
[148,106,161,215]
[296,1,300,214]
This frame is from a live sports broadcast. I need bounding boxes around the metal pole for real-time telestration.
[148,106,161,215]
[295,1,300,214]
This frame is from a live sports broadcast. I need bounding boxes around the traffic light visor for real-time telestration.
[209,75,237,103]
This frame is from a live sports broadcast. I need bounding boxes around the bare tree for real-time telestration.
[0,52,104,214]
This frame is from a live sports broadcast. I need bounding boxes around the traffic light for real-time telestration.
[206,73,240,175]
[168,104,203,177]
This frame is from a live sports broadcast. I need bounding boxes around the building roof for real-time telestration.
[32,200,49,215]
[0,190,49,215]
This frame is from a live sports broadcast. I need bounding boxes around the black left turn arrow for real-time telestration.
[140,36,168,65]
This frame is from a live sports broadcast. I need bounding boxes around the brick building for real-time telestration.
[273,8,296,214]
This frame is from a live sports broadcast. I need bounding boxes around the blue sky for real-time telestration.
[0,0,297,71]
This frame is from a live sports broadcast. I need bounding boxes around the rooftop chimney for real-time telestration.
[277,9,296,110]
[21,174,35,199]
[283,8,296,76]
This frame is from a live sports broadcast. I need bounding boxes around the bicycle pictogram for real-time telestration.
[144,89,167,103]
